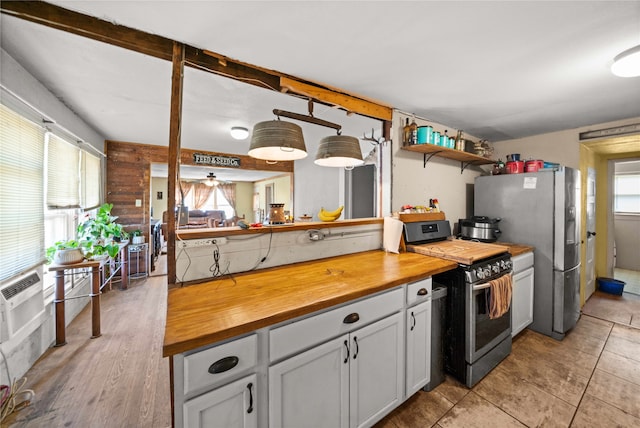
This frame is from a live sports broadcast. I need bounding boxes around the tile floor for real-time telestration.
[376,291,640,428]
[613,268,640,296]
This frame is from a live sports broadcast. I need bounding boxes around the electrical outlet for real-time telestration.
[180,237,228,248]
[135,199,142,207]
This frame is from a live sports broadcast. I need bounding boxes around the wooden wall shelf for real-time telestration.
[401,144,494,173]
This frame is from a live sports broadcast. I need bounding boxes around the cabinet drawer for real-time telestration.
[183,334,257,395]
[270,287,403,362]
[512,252,534,273]
[406,277,432,306]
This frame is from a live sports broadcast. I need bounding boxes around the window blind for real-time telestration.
[81,151,101,209]
[47,133,80,208]
[0,104,45,281]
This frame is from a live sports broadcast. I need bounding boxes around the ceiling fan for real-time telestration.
[204,172,219,187]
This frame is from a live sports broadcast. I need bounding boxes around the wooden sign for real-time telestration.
[193,153,241,168]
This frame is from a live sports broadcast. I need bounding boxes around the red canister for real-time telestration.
[525,159,543,172]
[506,161,524,174]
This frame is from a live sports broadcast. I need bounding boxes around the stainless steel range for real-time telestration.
[404,219,513,388]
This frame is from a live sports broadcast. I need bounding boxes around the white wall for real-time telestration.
[613,159,640,271]
[391,112,485,230]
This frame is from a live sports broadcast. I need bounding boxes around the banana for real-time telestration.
[318,211,340,222]
[320,205,344,217]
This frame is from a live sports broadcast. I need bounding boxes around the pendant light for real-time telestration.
[248,120,307,161]
[611,45,640,77]
[314,134,364,168]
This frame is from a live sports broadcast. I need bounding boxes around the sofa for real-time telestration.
[162,209,227,234]
[188,210,226,227]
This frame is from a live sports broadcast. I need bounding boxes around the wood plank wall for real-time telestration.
[105,140,293,239]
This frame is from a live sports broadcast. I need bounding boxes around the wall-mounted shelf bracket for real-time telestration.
[460,161,478,174]
[423,151,443,168]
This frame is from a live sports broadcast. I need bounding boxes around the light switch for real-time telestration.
[135,199,142,207]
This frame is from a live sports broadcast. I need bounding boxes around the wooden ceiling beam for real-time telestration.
[1,1,392,122]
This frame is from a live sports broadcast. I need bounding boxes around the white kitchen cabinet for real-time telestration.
[405,300,431,397]
[173,334,259,428]
[511,252,535,337]
[183,373,257,428]
[269,312,404,428]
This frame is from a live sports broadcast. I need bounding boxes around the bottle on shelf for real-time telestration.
[455,130,465,151]
[402,118,411,146]
[408,117,418,145]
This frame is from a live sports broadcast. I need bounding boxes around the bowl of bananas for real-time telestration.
[318,206,343,222]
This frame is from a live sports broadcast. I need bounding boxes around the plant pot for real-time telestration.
[132,236,145,244]
[54,248,85,265]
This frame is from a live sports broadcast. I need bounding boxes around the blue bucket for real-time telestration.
[597,277,626,295]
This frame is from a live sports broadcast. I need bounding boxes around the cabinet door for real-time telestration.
[406,300,431,397]
[350,312,404,428]
[512,267,535,337]
[183,373,257,428]
[269,335,349,428]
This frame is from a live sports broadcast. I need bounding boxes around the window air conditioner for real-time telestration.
[0,265,45,343]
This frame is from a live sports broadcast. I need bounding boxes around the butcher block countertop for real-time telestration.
[163,250,457,357]
[408,239,534,264]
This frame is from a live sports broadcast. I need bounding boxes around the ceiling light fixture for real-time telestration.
[611,45,640,77]
[314,135,364,168]
[230,126,249,140]
[248,120,307,161]
[204,172,219,187]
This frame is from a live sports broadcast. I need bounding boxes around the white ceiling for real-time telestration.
[1,1,640,162]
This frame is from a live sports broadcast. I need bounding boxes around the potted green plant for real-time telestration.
[46,239,87,265]
[77,203,129,259]
[131,229,144,244]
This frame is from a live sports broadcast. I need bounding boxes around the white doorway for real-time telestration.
[585,167,596,299]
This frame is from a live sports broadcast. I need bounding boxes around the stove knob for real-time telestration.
[500,260,508,269]
[492,263,500,273]
[484,267,492,277]
[505,260,513,270]
[476,268,485,279]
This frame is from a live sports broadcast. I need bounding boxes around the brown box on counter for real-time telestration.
[397,212,445,223]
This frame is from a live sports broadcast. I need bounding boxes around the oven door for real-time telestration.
[466,277,512,363]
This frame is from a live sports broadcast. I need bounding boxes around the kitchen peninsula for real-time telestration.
[163,246,457,428]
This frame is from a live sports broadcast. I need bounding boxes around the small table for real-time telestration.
[128,243,148,280]
[48,242,129,347]
[49,259,104,347]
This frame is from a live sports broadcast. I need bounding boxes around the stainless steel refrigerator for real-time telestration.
[474,167,581,340]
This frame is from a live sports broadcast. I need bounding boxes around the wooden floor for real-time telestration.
[5,274,640,427]
[4,274,171,428]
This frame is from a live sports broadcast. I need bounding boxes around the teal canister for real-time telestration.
[417,126,428,144]
[440,133,449,146]
[432,131,441,146]
[448,137,455,148]
[424,126,434,144]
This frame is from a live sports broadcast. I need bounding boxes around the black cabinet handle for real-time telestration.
[417,288,428,296]
[246,382,253,414]
[208,356,239,374]
[343,340,350,363]
[587,231,596,237]
[410,311,416,331]
[343,313,360,324]
[353,336,359,360]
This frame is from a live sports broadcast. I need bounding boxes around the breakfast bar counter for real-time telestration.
[163,250,457,356]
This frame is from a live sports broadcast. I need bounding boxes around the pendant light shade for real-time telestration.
[314,135,364,168]
[611,45,640,77]
[248,120,307,161]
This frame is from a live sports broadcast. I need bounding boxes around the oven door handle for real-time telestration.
[472,272,512,291]
[472,282,492,291]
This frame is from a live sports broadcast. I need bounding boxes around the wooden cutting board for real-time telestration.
[407,239,510,265]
